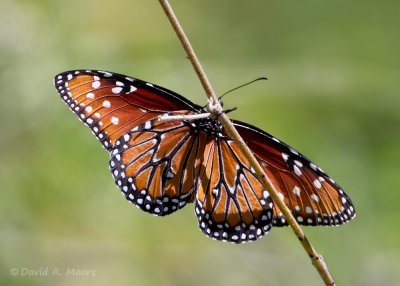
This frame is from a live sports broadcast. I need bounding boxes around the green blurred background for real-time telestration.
[1,0,399,285]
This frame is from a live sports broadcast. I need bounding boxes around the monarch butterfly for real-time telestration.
[54,69,355,243]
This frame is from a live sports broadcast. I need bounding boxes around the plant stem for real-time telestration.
[158,1,336,285]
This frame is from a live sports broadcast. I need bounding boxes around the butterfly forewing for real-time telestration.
[233,120,356,226]
[54,70,200,150]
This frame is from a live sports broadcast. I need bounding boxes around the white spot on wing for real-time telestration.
[111,116,119,125]
[294,160,303,167]
[311,194,320,202]
[212,188,219,197]
[92,81,101,89]
[166,170,174,179]
[99,71,113,77]
[272,137,280,143]
[293,186,301,196]
[310,163,317,171]
[294,165,302,177]
[313,179,322,189]
[144,121,151,130]
[112,87,123,94]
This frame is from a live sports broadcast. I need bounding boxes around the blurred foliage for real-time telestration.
[1,0,399,285]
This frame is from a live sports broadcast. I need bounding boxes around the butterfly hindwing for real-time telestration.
[109,113,206,215]
[195,133,274,243]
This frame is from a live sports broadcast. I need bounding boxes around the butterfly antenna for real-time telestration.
[201,77,268,109]
[225,107,237,114]
[219,77,268,100]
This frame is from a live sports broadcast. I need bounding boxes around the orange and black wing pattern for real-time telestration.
[194,132,273,243]
[54,69,355,244]
[54,70,201,150]
[109,112,205,215]
[109,114,273,243]
[233,120,356,227]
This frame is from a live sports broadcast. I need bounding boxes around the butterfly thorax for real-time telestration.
[187,117,225,138]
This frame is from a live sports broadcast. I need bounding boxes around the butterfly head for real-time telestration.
[206,98,224,119]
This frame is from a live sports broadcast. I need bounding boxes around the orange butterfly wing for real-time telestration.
[54,70,201,150]
[109,114,274,243]
[109,113,205,215]
[195,135,273,243]
[233,120,356,226]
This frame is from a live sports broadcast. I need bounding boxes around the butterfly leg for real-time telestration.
[158,112,211,122]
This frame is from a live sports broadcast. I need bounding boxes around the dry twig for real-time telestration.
[158,1,336,285]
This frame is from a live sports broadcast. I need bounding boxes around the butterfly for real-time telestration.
[54,69,356,243]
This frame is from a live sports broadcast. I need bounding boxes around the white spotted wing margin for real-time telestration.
[194,135,274,244]
[53,70,202,151]
[232,120,356,227]
[109,113,208,216]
